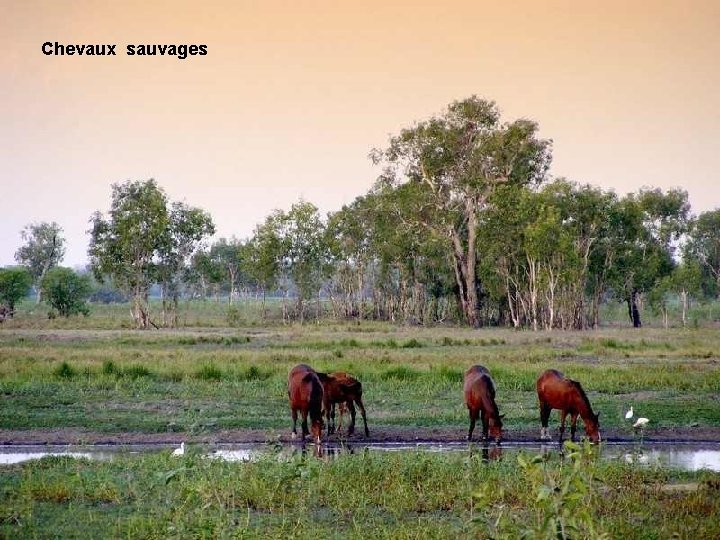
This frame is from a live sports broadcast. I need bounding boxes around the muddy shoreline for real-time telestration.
[2,426,719,446]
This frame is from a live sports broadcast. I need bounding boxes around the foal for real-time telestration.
[316,371,370,437]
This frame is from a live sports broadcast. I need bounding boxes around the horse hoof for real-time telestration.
[291,432,297,440]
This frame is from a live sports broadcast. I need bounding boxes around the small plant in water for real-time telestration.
[519,440,608,540]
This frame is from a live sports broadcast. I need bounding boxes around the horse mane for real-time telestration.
[483,373,496,394]
[568,379,594,415]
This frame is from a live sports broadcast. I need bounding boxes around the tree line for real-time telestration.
[2,96,719,329]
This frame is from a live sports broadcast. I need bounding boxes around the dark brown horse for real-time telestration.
[288,364,324,443]
[536,369,601,443]
[316,371,369,437]
[463,365,503,443]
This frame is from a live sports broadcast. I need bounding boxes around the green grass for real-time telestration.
[1,324,719,436]
[0,449,718,538]
[1,303,720,537]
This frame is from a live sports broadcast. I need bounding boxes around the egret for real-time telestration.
[625,407,634,420]
[172,442,185,456]
[633,417,649,428]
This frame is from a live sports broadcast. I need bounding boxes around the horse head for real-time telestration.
[585,412,601,443]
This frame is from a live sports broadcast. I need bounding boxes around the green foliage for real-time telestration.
[381,366,420,381]
[685,209,720,298]
[89,179,214,329]
[226,305,242,326]
[53,361,76,379]
[518,441,609,539]
[400,337,423,348]
[195,364,224,381]
[41,267,92,317]
[2,451,717,539]
[123,364,153,379]
[475,441,609,539]
[14,222,66,294]
[0,267,32,312]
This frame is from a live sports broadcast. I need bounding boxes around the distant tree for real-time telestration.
[649,261,702,328]
[685,209,720,299]
[0,267,33,315]
[157,203,215,326]
[279,201,330,322]
[14,222,66,304]
[209,237,244,303]
[88,179,169,329]
[246,213,283,320]
[41,267,92,317]
[187,249,224,300]
[610,188,690,328]
[89,179,214,329]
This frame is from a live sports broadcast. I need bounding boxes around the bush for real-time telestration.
[54,361,76,379]
[0,267,32,314]
[41,267,92,317]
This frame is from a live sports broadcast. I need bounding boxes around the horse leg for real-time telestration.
[301,409,309,440]
[481,410,489,442]
[291,408,298,439]
[336,403,345,433]
[558,410,567,443]
[347,401,357,435]
[570,413,578,441]
[323,397,333,436]
[467,408,477,441]
[356,397,370,437]
[540,402,552,440]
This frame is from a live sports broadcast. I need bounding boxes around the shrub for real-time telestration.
[41,267,92,317]
[381,366,420,381]
[123,364,152,379]
[196,364,224,381]
[54,361,76,379]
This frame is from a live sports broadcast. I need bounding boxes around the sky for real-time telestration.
[2,0,719,267]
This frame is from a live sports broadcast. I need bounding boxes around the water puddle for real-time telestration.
[1,442,719,472]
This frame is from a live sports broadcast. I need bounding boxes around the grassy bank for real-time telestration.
[1,445,719,538]
[0,324,719,439]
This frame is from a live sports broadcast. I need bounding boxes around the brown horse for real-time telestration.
[463,365,503,443]
[288,364,324,443]
[536,369,601,443]
[316,371,369,437]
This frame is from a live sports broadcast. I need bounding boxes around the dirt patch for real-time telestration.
[2,426,719,445]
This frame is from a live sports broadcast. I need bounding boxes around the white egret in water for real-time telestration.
[172,442,185,456]
[625,406,634,420]
[633,417,649,428]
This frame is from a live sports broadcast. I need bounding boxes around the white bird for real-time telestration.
[625,407,634,420]
[633,417,649,428]
[172,442,185,456]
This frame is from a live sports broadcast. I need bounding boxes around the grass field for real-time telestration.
[1,312,719,441]
[1,301,719,538]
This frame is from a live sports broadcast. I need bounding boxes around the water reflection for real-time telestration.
[1,442,719,472]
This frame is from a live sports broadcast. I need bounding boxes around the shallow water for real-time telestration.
[1,441,719,472]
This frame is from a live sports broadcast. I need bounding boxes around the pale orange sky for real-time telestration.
[2,0,719,265]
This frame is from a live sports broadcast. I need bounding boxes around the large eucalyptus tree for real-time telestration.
[372,96,552,326]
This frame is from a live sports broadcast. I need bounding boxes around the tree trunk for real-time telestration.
[680,290,688,327]
[628,290,642,328]
[450,223,479,328]
[261,288,267,322]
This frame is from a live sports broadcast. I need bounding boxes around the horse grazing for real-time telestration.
[288,364,324,444]
[463,365,503,443]
[536,369,601,443]
[316,371,369,437]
